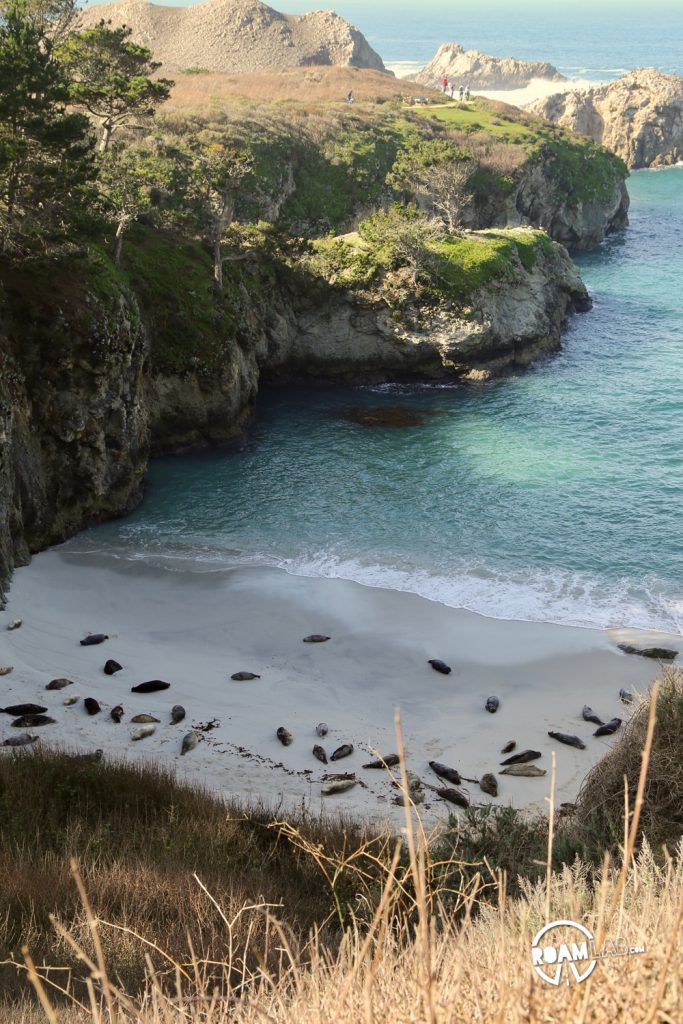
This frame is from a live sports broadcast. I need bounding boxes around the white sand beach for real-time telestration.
[0,548,677,831]
[477,77,598,108]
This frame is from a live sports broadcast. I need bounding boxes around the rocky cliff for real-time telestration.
[408,43,565,90]
[77,0,387,74]
[529,70,683,169]
[0,227,588,598]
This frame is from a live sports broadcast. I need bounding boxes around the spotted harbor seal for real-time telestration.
[131,713,160,724]
[170,705,186,724]
[316,723,329,737]
[429,761,461,785]
[84,697,101,716]
[500,764,546,777]
[132,724,156,740]
[322,779,357,795]
[131,680,170,694]
[595,718,622,737]
[7,619,22,631]
[11,714,55,728]
[485,697,499,714]
[303,635,330,643]
[500,749,541,766]
[0,666,13,676]
[46,678,73,691]
[500,740,516,754]
[1,703,47,716]
[428,659,451,675]
[548,731,586,750]
[617,644,677,661]
[619,688,634,704]
[231,671,261,681]
[104,660,123,676]
[582,706,603,725]
[330,743,353,761]
[362,754,400,769]
[80,634,109,646]
[181,731,199,755]
[435,786,469,808]
[313,744,328,764]
[277,727,293,746]
[2,733,39,746]
[63,695,80,706]
[479,773,498,797]
[110,704,124,723]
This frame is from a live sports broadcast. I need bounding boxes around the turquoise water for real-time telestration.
[78,168,683,633]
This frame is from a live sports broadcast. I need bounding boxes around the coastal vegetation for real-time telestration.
[0,673,680,1019]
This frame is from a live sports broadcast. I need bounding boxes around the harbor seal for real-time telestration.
[104,660,123,676]
[500,749,541,766]
[485,697,499,714]
[63,695,80,706]
[46,678,73,690]
[0,666,13,676]
[131,680,170,693]
[617,644,677,661]
[500,764,546,777]
[110,704,124,723]
[2,733,39,746]
[322,779,357,795]
[1,703,47,716]
[479,773,498,797]
[132,724,156,740]
[435,786,469,808]
[500,740,516,754]
[362,754,400,769]
[277,727,293,746]
[74,749,103,763]
[619,688,634,704]
[548,731,586,750]
[582,706,603,725]
[231,671,261,681]
[130,713,160,724]
[80,634,109,646]
[170,705,186,724]
[11,714,55,727]
[594,718,622,737]
[330,743,353,761]
[316,722,329,737]
[313,744,328,764]
[7,619,22,631]
[428,659,451,675]
[429,761,461,785]
[303,635,330,643]
[181,731,199,755]
[84,697,101,716]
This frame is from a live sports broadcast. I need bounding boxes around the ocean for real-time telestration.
[70,5,683,635]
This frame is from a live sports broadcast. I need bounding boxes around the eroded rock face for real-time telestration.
[77,0,387,74]
[408,43,565,90]
[529,70,683,169]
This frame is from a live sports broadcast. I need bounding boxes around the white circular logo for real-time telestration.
[531,920,598,986]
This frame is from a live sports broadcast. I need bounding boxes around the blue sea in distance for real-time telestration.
[78,168,683,634]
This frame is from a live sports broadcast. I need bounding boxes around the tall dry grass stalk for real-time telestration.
[5,696,682,1024]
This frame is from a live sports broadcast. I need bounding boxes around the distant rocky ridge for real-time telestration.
[77,0,386,74]
[530,69,683,169]
[407,43,565,90]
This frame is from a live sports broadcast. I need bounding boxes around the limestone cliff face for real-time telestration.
[408,43,565,90]
[529,70,683,169]
[0,232,588,597]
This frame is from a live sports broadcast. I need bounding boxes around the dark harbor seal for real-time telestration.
[1,703,47,716]
[485,697,499,714]
[500,749,541,766]
[617,644,677,661]
[428,659,451,675]
[500,740,516,754]
[131,680,170,694]
[277,727,293,746]
[362,754,400,769]
[11,714,55,728]
[429,761,461,785]
[80,634,109,646]
[500,764,546,777]
[104,660,123,676]
[170,705,186,724]
[46,678,73,691]
[435,786,469,808]
[548,731,586,750]
[110,705,124,723]
[84,698,101,716]
[619,688,634,704]
[131,713,160,724]
[595,718,622,737]
[231,671,261,681]
[582,706,603,725]
[313,744,328,764]
[330,743,354,761]
[479,773,498,797]
[303,635,330,643]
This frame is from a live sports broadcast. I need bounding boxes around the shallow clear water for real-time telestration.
[77,168,683,633]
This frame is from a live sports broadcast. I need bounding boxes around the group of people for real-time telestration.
[442,78,470,100]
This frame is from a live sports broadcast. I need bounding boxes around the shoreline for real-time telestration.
[1,548,678,830]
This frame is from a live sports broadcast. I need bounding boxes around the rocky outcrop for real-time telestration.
[77,0,386,74]
[529,70,683,169]
[408,43,565,90]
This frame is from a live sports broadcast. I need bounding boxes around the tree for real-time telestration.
[97,139,173,263]
[1,0,80,44]
[388,139,474,235]
[0,4,93,252]
[59,21,173,152]
[358,204,443,283]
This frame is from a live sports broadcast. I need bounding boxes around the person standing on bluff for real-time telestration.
[442,76,448,94]
[459,84,464,100]
[347,89,354,104]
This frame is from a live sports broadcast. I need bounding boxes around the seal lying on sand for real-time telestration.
[104,660,123,675]
[363,754,399,769]
[617,644,677,661]
[2,733,39,746]
[132,725,155,740]
[181,731,199,755]
[277,727,293,746]
[500,740,516,754]
[429,761,461,785]
[485,697,499,713]
[231,672,260,681]
[435,786,469,808]
[428,659,451,675]
[500,764,546,777]
[316,723,328,736]
[11,714,55,727]
[500,749,541,766]
[595,718,622,736]
[0,666,13,676]
[80,634,109,646]
[170,705,186,724]
[619,688,634,703]
[479,773,498,797]
[63,695,80,706]
[303,635,330,643]
[313,744,328,764]
[548,731,586,749]
[46,678,73,690]
[84,698,101,716]
[582,706,603,725]
[322,778,356,795]
[110,705,124,723]
[330,743,353,761]
[131,680,170,694]
[131,713,160,724]
[7,619,22,630]
[1,703,47,716]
